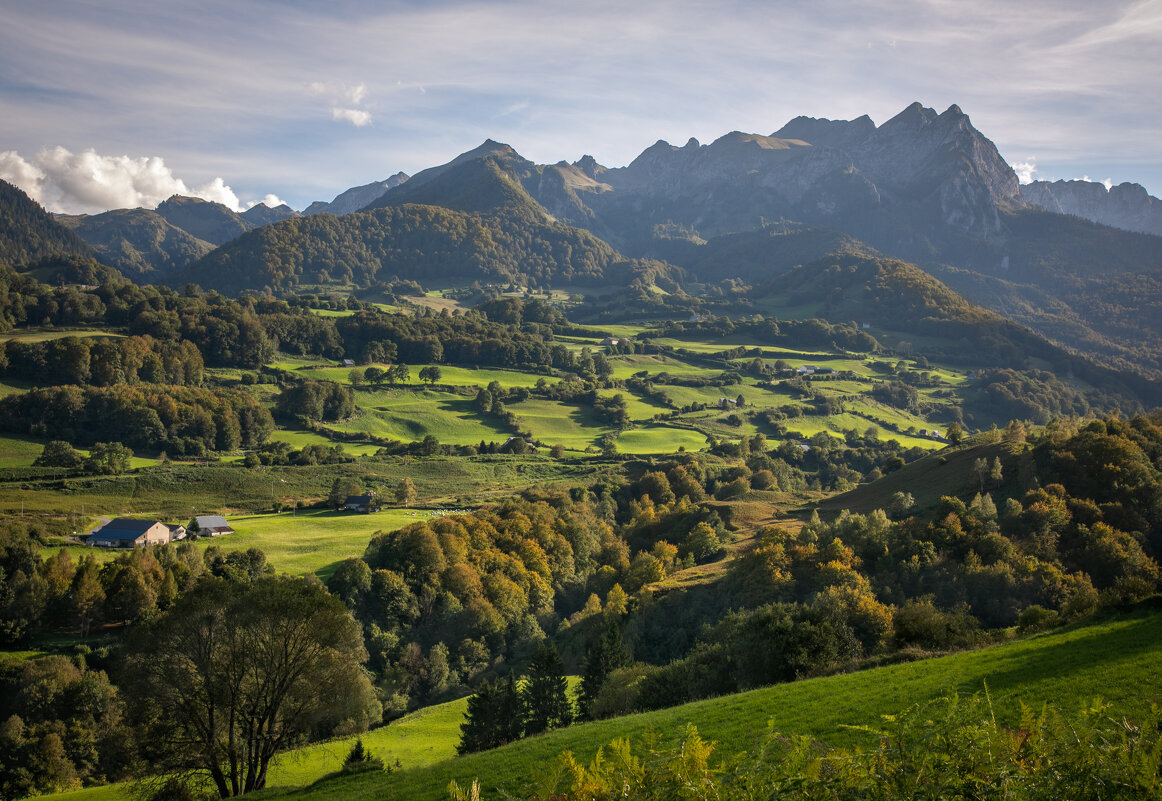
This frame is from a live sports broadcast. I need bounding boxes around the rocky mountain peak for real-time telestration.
[879,101,939,133]
[1022,179,1162,236]
[772,114,875,149]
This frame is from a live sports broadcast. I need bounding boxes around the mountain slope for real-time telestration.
[303,172,409,215]
[154,195,254,245]
[57,208,214,279]
[0,179,93,267]
[170,201,672,294]
[261,607,1162,801]
[753,250,1160,418]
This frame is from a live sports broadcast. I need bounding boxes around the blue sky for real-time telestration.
[2,0,1160,213]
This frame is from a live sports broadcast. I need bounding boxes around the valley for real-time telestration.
[1,99,1161,801]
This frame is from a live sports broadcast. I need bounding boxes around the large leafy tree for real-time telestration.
[123,576,379,797]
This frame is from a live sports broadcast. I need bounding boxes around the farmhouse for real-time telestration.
[89,519,171,548]
[344,494,380,513]
[189,515,235,536]
[796,365,817,375]
[166,523,187,541]
[600,336,625,347]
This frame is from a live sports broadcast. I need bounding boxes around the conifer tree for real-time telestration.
[578,621,628,720]
[522,642,572,735]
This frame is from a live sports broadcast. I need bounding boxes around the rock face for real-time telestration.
[304,172,410,216]
[1022,179,1162,237]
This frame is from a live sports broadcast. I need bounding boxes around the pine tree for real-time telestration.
[457,679,499,754]
[578,621,628,719]
[522,642,572,735]
[457,673,524,754]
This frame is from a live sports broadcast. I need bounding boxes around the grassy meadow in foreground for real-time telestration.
[267,606,1162,801]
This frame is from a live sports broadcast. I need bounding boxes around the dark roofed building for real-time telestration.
[189,515,234,537]
[344,494,380,513]
[89,518,172,548]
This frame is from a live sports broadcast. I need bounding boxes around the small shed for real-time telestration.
[189,515,235,537]
[89,519,172,548]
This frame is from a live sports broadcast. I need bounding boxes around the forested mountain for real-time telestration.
[173,197,680,294]
[56,208,214,279]
[0,180,93,267]
[750,251,1161,420]
[153,195,254,245]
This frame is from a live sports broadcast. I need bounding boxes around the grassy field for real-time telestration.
[267,429,385,457]
[191,508,422,580]
[259,605,1162,801]
[616,425,708,454]
[0,328,124,343]
[335,390,512,445]
[0,433,48,467]
[512,399,610,450]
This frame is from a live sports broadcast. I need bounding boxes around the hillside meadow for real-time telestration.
[255,604,1162,800]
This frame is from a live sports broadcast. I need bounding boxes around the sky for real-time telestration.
[1,0,1160,214]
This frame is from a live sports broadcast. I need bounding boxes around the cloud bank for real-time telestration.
[0,147,244,214]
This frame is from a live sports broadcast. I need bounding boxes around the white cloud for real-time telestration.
[332,108,372,127]
[307,80,373,126]
[345,84,367,105]
[1012,158,1038,184]
[0,146,242,214]
[247,193,287,209]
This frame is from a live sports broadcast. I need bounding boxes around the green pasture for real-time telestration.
[38,509,421,581]
[596,389,669,423]
[412,365,550,389]
[0,378,31,398]
[607,353,713,379]
[512,399,610,450]
[0,434,166,470]
[335,390,511,444]
[616,425,707,454]
[267,429,384,457]
[572,324,648,338]
[654,383,777,410]
[309,308,357,318]
[0,328,124,343]
[263,606,1162,801]
[195,508,419,580]
[268,695,469,787]
[0,433,48,467]
[268,354,334,371]
[296,364,551,389]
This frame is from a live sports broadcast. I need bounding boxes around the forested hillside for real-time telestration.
[0,181,92,268]
[171,202,676,294]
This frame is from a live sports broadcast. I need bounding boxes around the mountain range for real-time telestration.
[2,101,1160,389]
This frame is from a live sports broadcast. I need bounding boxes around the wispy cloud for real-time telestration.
[332,108,372,127]
[309,80,373,126]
